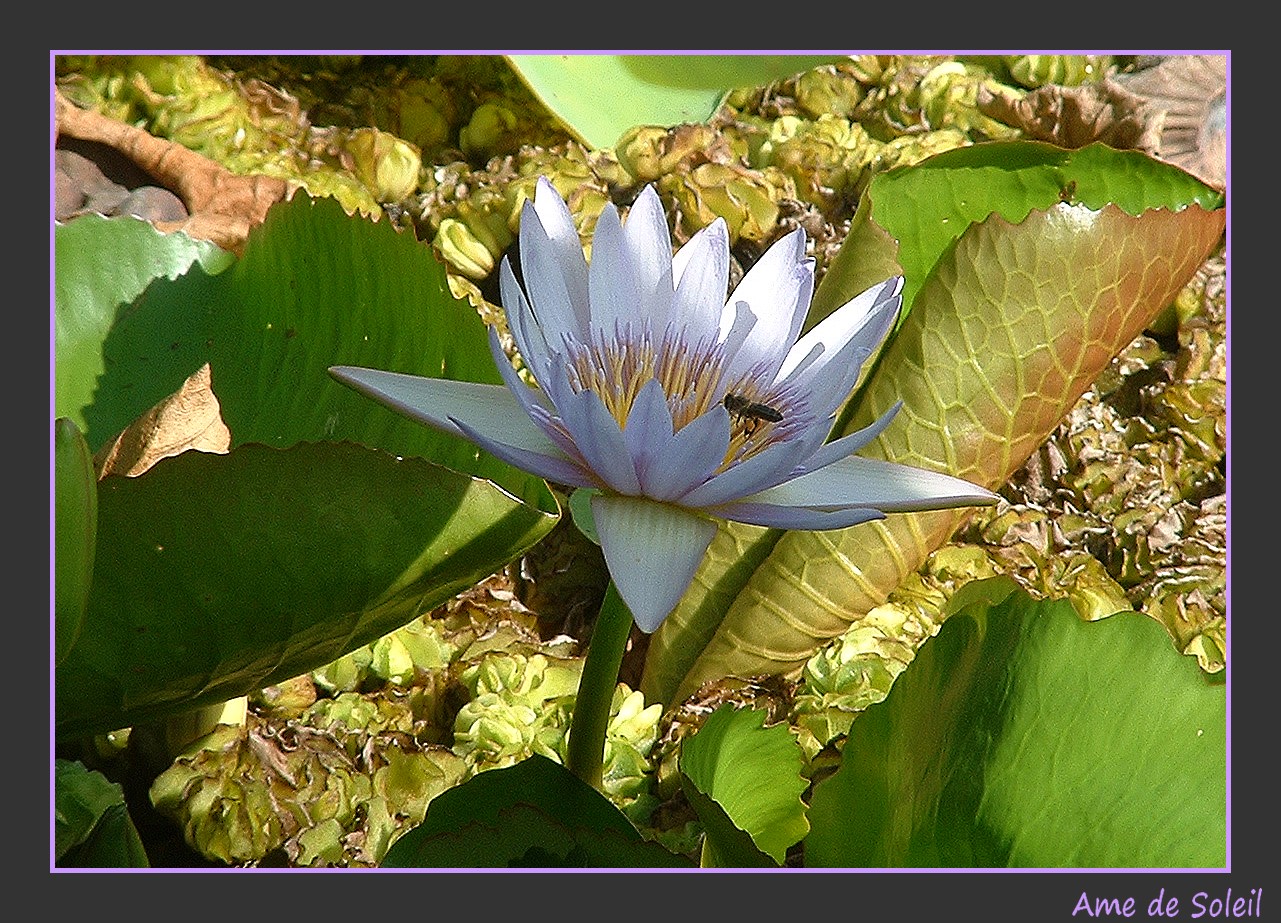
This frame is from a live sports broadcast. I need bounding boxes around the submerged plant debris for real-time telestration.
[53,53,1227,867]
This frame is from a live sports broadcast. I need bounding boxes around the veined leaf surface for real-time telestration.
[643,145,1225,706]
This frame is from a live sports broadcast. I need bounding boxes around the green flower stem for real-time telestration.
[566,580,633,791]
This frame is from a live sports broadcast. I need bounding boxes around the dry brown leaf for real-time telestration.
[1112,54,1226,190]
[94,363,231,479]
[977,79,1164,153]
[54,88,292,253]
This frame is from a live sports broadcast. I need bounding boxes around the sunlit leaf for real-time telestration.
[643,146,1225,706]
[507,54,843,151]
[66,191,543,503]
[679,705,809,866]
[55,441,558,740]
[54,214,234,433]
[805,578,1226,868]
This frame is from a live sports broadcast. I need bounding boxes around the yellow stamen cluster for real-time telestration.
[557,325,797,474]
[564,327,725,431]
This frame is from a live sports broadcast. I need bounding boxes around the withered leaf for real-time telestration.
[55,88,291,253]
[94,363,231,479]
[977,79,1163,154]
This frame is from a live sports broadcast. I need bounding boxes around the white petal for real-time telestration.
[776,276,901,416]
[744,454,999,512]
[590,494,717,633]
[710,500,886,531]
[724,228,813,381]
[531,176,589,325]
[792,401,902,476]
[670,218,729,341]
[329,366,553,453]
[587,202,631,338]
[622,185,675,328]
[520,199,584,346]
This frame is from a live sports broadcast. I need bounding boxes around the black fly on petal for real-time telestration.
[723,392,784,435]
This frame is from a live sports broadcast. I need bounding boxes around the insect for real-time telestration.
[723,392,784,435]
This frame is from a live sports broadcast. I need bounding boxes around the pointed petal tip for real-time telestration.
[634,183,661,207]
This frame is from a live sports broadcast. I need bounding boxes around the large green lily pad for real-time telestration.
[805,578,1225,868]
[56,441,558,740]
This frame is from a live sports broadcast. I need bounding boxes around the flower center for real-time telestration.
[561,322,725,432]
[557,321,804,470]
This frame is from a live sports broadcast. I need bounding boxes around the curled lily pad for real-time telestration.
[643,144,1225,705]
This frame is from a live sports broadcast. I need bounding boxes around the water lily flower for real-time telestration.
[331,177,998,633]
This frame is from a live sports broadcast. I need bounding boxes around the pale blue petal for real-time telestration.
[532,354,607,471]
[676,436,810,507]
[329,366,553,453]
[537,351,579,419]
[724,229,813,381]
[622,185,675,328]
[569,388,643,495]
[531,176,589,326]
[710,501,886,531]
[590,494,717,633]
[791,401,903,477]
[587,202,631,338]
[538,351,598,441]
[499,257,552,380]
[450,415,598,489]
[528,403,588,464]
[744,454,1000,512]
[714,300,758,371]
[670,219,729,342]
[487,326,552,421]
[623,378,675,490]
[641,402,732,501]
[776,276,901,418]
[775,339,823,384]
[520,199,584,346]
[536,352,627,484]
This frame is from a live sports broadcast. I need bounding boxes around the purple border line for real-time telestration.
[1222,47,1232,878]
[50,48,59,877]
[49,49,1232,875]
